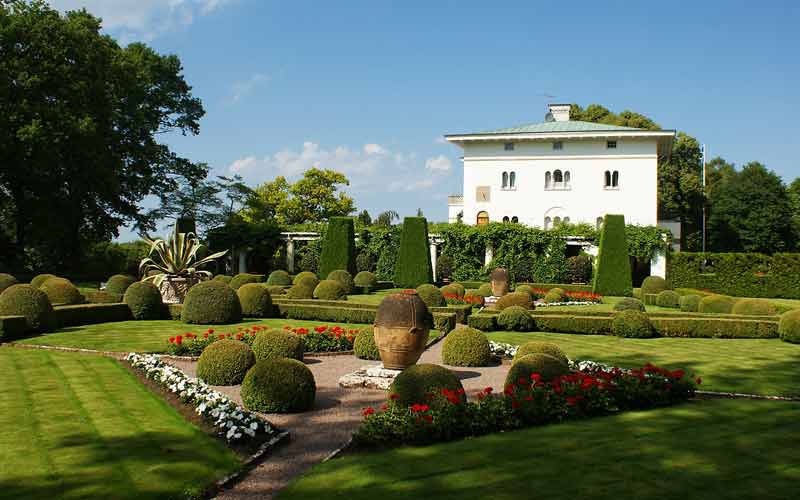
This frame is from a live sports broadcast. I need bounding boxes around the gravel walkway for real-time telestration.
[168,336,512,499]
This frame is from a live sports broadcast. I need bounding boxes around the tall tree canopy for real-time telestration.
[0,0,205,269]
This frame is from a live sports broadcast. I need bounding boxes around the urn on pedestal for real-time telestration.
[491,268,510,297]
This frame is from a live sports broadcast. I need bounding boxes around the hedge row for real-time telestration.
[526,308,779,321]
[517,283,593,293]
[53,303,133,327]
[0,315,27,341]
[274,298,472,324]
[429,304,472,324]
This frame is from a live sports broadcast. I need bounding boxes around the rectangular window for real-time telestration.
[606,140,617,149]
[552,141,563,151]
[504,142,514,151]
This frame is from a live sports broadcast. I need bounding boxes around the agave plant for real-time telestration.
[139,227,228,287]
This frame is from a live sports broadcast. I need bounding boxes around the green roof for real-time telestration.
[477,120,646,135]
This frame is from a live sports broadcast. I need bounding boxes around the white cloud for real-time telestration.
[434,136,448,144]
[363,143,388,155]
[231,73,270,103]
[228,155,258,173]
[425,155,452,172]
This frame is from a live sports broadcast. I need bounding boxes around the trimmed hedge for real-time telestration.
[514,284,535,298]
[517,283,593,293]
[778,310,800,343]
[230,273,263,290]
[612,310,653,338]
[497,306,535,331]
[278,303,376,324]
[40,277,83,305]
[354,328,380,359]
[514,342,568,366]
[354,271,378,292]
[241,358,316,413]
[429,304,472,324]
[477,283,493,296]
[464,290,485,307]
[106,274,136,295]
[0,273,18,294]
[442,283,466,298]
[84,290,123,304]
[651,317,778,339]
[295,275,320,293]
[314,280,347,300]
[613,297,645,312]
[533,314,613,335]
[0,284,56,332]
[181,280,242,324]
[286,283,314,299]
[267,270,292,286]
[293,271,318,285]
[30,273,58,289]
[388,363,463,409]
[643,293,658,306]
[731,299,777,316]
[467,313,497,331]
[592,214,632,296]
[196,339,256,385]
[267,285,287,296]
[506,353,568,385]
[319,217,357,277]
[0,315,27,341]
[495,292,533,310]
[543,290,563,304]
[416,284,445,308]
[432,312,457,335]
[54,303,133,327]
[393,217,433,288]
[655,290,680,309]
[679,294,702,312]
[327,270,355,294]
[237,283,274,317]
[212,275,233,284]
[698,295,736,314]
[124,281,163,320]
[251,328,304,361]
[441,327,491,366]
[641,276,667,296]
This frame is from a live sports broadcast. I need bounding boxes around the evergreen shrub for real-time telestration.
[212,275,233,284]
[230,273,262,290]
[314,280,347,300]
[354,328,380,359]
[513,342,568,365]
[506,353,568,386]
[327,269,355,294]
[286,283,314,299]
[497,306,534,331]
[196,339,255,385]
[0,284,56,332]
[732,299,777,316]
[592,214,632,296]
[656,290,681,309]
[30,273,58,289]
[388,363,464,409]
[679,294,702,312]
[267,285,286,296]
[778,309,800,343]
[267,270,292,286]
[319,217,356,277]
[613,310,653,338]
[393,217,433,288]
[124,281,163,320]
[613,297,645,312]
[641,276,668,295]
[181,280,242,324]
[237,283,274,317]
[495,292,533,310]
[441,327,492,366]
[698,295,736,314]
[40,278,83,305]
[293,271,318,285]
[241,358,316,413]
[354,271,378,292]
[251,328,304,361]
[416,284,445,308]
[106,274,136,294]
[0,273,18,294]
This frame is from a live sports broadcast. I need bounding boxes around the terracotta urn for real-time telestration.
[490,268,509,297]
[373,292,431,370]
[158,276,198,304]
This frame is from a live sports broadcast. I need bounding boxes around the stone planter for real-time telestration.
[491,268,509,297]
[373,292,430,370]
[158,277,198,304]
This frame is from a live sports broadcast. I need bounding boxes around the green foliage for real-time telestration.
[267,285,286,296]
[514,284,534,298]
[181,281,242,324]
[613,310,653,338]
[251,329,304,361]
[124,281,163,320]
[139,228,227,287]
[241,358,316,413]
[354,271,378,292]
[286,283,314,299]
[388,364,464,409]
[213,275,233,284]
[0,273,19,294]
[778,310,800,344]
[497,306,535,331]
[293,271,319,285]
[478,283,493,296]
[320,217,356,277]
[237,283,274,318]
[592,215,632,296]
[463,290,485,307]
[698,295,736,314]
[196,339,255,385]
[506,354,568,386]
[354,328,380,360]
[40,278,83,305]
[53,303,132,327]
[30,274,58,289]
[441,327,492,366]
[314,280,347,300]
[467,314,497,331]
[436,254,455,281]
[432,312,457,335]
[543,290,563,304]
[0,315,27,341]
[0,284,55,332]
[565,255,592,284]
[513,342,568,366]
[229,273,262,290]
[278,303,376,324]
[442,283,466,298]
[650,317,778,339]
[656,290,681,309]
[641,276,668,295]
[732,299,777,316]
[679,294,702,312]
[495,292,532,310]
[355,252,375,273]
[393,217,433,288]
[327,269,355,294]
[532,315,613,335]
[267,270,292,285]
[106,274,136,294]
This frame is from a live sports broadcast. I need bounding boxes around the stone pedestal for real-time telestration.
[484,295,499,308]
[338,364,402,390]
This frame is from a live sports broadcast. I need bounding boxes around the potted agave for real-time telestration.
[139,226,228,304]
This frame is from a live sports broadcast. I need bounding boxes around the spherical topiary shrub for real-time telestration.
[388,363,464,409]
[543,290,563,304]
[251,328,304,361]
[506,353,568,386]
[549,287,566,297]
[30,273,58,289]
[237,283,273,317]
[354,271,378,292]
[196,339,256,385]
[613,310,653,338]
[778,309,800,344]
[106,274,136,295]
[0,284,56,332]
[680,294,702,312]
[354,328,380,360]
[267,285,286,296]
[732,298,777,316]
[478,283,493,297]
[229,273,262,290]
[124,281,163,320]
[266,270,292,286]
[294,274,320,290]
[495,292,533,310]
[286,283,314,299]
[641,276,668,296]
[181,280,242,324]
[441,283,465,298]
[514,284,534,298]
[613,297,646,312]
[40,277,83,305]
[655,290,681,309]
[293,271,319,286]
[441,327,492,366]
[213,275,233,284]
[513,342,568,366]
[327,269,355,294]
[0,273,18,294]
[313,280,347,300]
[241,358,316,413]
[415,284,445,308]
[698,295,736,314]
[497,306,535,331]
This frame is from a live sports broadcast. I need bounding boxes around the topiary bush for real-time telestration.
[495,292,533,310]
[313,280,347,300]
[698,294,736,314]
[293,271,318,285]
[388,363,464,409]
[612,310,654,338]
[327,269,355,294]
[543,290,563,304]
[0,273,18,294]
[251,328,304,361]
[237,283,274,317]
[354,271,378,292]
[286,283,314,299]
[464,290,485,307]
[267,285,286,296]
[30,273,58,289]
[641,276,668,296]
[478,283,493,296]
[124,281,163,320]
[393,217,433,288]
[241,358,316,413]
[732,299,777,316]
[181,280,242,324]
[514,284,534,298]
[778,309,800,344]
[497,306,535,331]
[679,294,702,312]
[230,273,262,290]
[592,214,632,296]
[267,270,292,286]
[655,290,681,309]
[513,342,568,366]
[0,284,56,332]
[436,254,455,281]
[354,328,380,360]
[40,277,83,305]
[415,284,445,308]
[613,297,646,312]
[106,274,136,295]
[441,327,492,366]
[295,274,320,290]
[196,339,256,385]
[441,283,466,298]
[506,353,569,386]
[319,217,357,277]
[212,275,233,284]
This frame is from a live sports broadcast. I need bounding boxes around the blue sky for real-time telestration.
[51,1,800,240]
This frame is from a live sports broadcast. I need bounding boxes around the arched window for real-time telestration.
[564,171,571,188]
[502,216,510,223]
[502,172,508,189]
[509,171,516,188]
[545,171,552,189]
[511,216,519,223]
[604,171,611,187]
[553,170,563,183]
[563,217,570,224]
[554,216,561,226]
[596,216,603,229]
[477,211,489,225]
[612,171,619,187]
[544,216,551,230]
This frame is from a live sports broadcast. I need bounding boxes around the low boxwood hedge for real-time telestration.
[467,313,497,331]
[0,284,56,332]
[495,292,533,310]
[428,304,472,324]
[277,303,376,324]
[167,303,183,320]
[432,312,456,335]
[731,298,777,316]
[679,294,702,312]
[613,310,654,338]
[84,290,123,304]
[698,295,736,314]
[416,284,445,308]
[441,327,491,366]
[650,317,778,339]
[497,306,535,331]
[655,290,681,309]
[532,314,613,335]
[241,358,316,413]
[516,283,592,293]
[354,328,380,360]
[54,303,133,327]
[613,297,645,312]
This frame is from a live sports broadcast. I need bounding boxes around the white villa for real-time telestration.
[445,104,676,232]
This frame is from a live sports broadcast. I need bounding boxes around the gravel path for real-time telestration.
[168,335,512,499]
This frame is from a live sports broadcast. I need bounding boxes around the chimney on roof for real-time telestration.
[547,103,571,122]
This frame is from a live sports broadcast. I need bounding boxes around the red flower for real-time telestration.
[362,407,375,416]
[168,336,175,343]
[203,332,209,338]
[207,328,214,335]
[315,326,327,333]
[175,335,182,345]
[380,404,388,411]
[511,400,520,409]
[389,393,399,400]
[410,403,429,413]
[530,373,541,384]
[218,334,226,340]
[695,377,702,385]
[422,414,433,423]
[483,386,493,394]
[402,289,417,295]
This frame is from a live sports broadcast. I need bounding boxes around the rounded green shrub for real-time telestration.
[679,294,702,312]
[732,299,777,316]
[106,274,136,294]
[0,273,18,294]
[230,273,262,290]
[388,363,464,409]
[778,309,800,344]
[543,290,563,304]
[313,280,346,300]
[698,294,736,314]
[513,342,568,366]
[354,271,378,291]
[0,284,56,332]
[124,281,163,320]
[613,297,646,312]
[497,306,535,331]
[495,292,533,310]
[251,328,304,361]
[354,328,380,360]
[441,283,465,298]
[327,270,355,294]
[266,270,292,286]
[237,283,273,317]
[241,358,316,413]
[40,277,83,305]
[612,310,653,338]
[506,353,569,386]
[295,274,320,290]
[286,283,314,299]
[293,271,318,285]
[212,275,233,284]
[549,287,565,297]
[464,290,485,307]
[196,339,255,385]
[655,290,680,309]
[477,283,493,297]
[441,327,492,366]
[30,273,58,289]
[415,284,445,308]
[514,284,534,298]
[641,276,668,296]
[181,280,242,324]
[267,285,286,296]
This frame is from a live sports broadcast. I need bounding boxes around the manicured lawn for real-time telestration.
[0,347,240,499]
[488,331,800,397]
[347,288,406,305]
[279,398,800,500]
